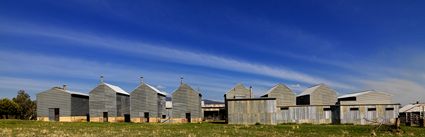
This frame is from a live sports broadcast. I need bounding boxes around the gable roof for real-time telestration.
[225,83,249,95]
[65,90,89,96]
[262,83,291,96]
[145,83,167,96]
[103,82,129,95]
[338,90,391,99]
[173,83,201,96]
[298,84,322,96]
[49,87,89,96]
[399,104,425,113]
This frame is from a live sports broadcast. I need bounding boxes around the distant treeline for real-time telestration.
[0,90,36,120]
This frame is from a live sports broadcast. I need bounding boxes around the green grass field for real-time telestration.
[0,120,424,137]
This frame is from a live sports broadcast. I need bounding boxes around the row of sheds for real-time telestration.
[225,83,400,125]
[37,80,202,123]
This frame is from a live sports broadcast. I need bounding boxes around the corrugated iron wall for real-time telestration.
[227,99,277,125]
[338,104,399,125]
[172,83,202,119]
[89,84,118,117]
[37,88,72,117]
[276,106,333,124]
[130,84,166,119]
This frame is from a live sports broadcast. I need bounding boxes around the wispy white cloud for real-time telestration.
[0,21,352,89]
[0,50,289,100]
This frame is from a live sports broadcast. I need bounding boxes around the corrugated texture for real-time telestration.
[130,83,167,119]
[277,106,333,124]
[262,84,296,106]
[227,99,277,125]
[339,91,392,105]
[225,83,251,99]
[70,95,89,116]
[296,84,337,105]
[338,104,399,125]
[171,83,202,120]
[37,87,89,117]
[89,83,130,117]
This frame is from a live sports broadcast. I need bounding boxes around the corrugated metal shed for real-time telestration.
[130,82,167,123]
[89,82,130,122]
[336,90,399,125]
[296,84,337,105]
[36,86,89,122]
[261,84,296,106]
[171,83,202,123]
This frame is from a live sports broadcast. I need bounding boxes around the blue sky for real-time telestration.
[1,0,424,105]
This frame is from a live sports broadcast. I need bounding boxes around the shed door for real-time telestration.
[103,112,108,122]
[144,112,150,123]
[49,108,59,121]
[186,113,191,123]
[124,114,130,122]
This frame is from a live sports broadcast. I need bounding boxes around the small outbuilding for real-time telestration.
[336,90,399,125]
[37,85,89,122]
[171,82,202,123]
[202,99,225,121]
[261,84,296,106]
[89,79,130,122]
[130,80,167,123]
[399,103,425,126]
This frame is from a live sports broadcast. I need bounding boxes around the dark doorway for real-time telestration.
[48,108,59,121]
[144,112,149,123]
[86,113,90,122]
[124,114,130,122]
[186,113,191,123]
[103,112,108,122]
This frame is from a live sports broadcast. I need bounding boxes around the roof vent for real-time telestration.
[100,75,104,83]
[63,84,67,90]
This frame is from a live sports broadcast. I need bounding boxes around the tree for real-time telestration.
[12,90,36,120]
[0,98,19,119]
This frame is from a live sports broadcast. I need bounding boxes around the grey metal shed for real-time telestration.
[36,85,89,122]
[89,82,130,122]
[171,82,202,123]
[130,81,167,123]
[336,90,399,125]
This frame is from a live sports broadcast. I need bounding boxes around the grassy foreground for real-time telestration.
[0,120,424,137]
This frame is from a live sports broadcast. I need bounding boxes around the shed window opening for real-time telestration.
[350,108,359,111]
[338,97,356,101]
[385,108,394,111]
[368,108,376,111]
[323,108,332,111]
[280,107,289,110]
